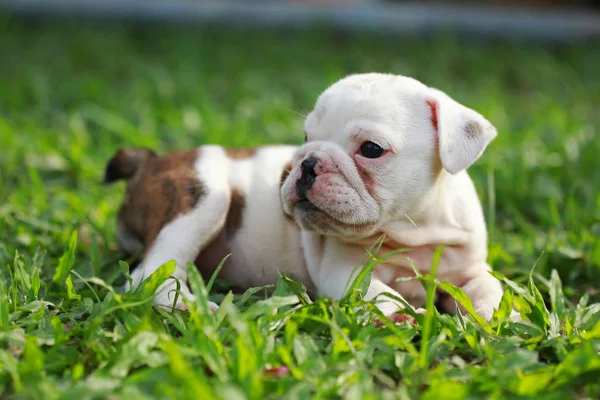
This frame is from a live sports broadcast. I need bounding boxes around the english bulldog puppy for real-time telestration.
[105,73,504,321]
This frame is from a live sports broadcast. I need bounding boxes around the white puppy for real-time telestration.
[105,73,504,320]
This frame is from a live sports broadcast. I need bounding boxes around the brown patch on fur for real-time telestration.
[465,121,482,138]
[225,189,245,238]
[225,147,257,159]
[283,210,296,223]
[284,212,296,223]
[280,161,292,187]
[104,148,157,183]
[117,149,205,254]
[279,161,296,223]
[194,232,230,276]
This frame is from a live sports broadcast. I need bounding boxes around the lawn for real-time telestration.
[0,16,599,399]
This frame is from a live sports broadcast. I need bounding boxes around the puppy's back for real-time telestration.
[105,147,204,255]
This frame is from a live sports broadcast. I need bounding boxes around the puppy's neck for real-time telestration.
[406,168,454,224]
[397,168,487,241]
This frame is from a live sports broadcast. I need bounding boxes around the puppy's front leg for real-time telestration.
[441,264,504,321]
[128,147,231,311]
[305,234,414,317]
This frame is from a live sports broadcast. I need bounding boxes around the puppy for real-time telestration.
[106,73,504,320]
[104,145,313,311]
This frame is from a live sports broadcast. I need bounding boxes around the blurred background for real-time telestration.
[0,0,598,299]
[3,0,600,40]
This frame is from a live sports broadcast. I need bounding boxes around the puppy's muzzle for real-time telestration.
[296,156,318,200]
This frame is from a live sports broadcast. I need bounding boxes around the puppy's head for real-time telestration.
[281,73,497,238]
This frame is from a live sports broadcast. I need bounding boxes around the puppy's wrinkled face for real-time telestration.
[281,73,496,239]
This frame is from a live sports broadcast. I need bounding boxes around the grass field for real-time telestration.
[0,16,599,399]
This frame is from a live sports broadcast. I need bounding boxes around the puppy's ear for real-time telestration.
[427,89,497,174]
[104,148,157,184]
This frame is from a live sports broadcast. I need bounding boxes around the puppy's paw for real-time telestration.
[153,280,196,312]
[508,309,522,322]
[374,312,418,327]
[390,313,417,325]
[153,289,192,312]
[208,301,219,314]
[370,300,423,327]
[374,306,424,327]
[153,283,220,314]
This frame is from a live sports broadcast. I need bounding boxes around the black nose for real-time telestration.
[301,157,318,177]
[296,156,318,199]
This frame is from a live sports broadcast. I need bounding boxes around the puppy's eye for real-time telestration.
[359,141,384,158]
[304,131,308,143]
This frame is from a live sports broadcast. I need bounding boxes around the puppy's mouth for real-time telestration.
[293,196,377,237]
[295,198,320,212]
[293,196,335,224]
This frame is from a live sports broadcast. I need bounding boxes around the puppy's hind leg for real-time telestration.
[129,146,231,312]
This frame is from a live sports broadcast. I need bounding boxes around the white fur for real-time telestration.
[127,73,507,321]
[216,146,310,289]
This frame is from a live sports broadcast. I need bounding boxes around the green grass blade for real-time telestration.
[52,231,78,284]
[419,244,443,369]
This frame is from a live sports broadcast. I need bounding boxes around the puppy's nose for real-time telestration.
[296,156,318,199]
[301,156,318,178]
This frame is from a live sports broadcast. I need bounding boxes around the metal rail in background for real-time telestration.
[1,0,600,41]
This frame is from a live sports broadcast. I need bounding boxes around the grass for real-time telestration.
[1,15,599,399]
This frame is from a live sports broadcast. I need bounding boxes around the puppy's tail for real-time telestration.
[103,148,157,184]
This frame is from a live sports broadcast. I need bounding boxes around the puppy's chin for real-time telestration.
[294,200,377,238]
